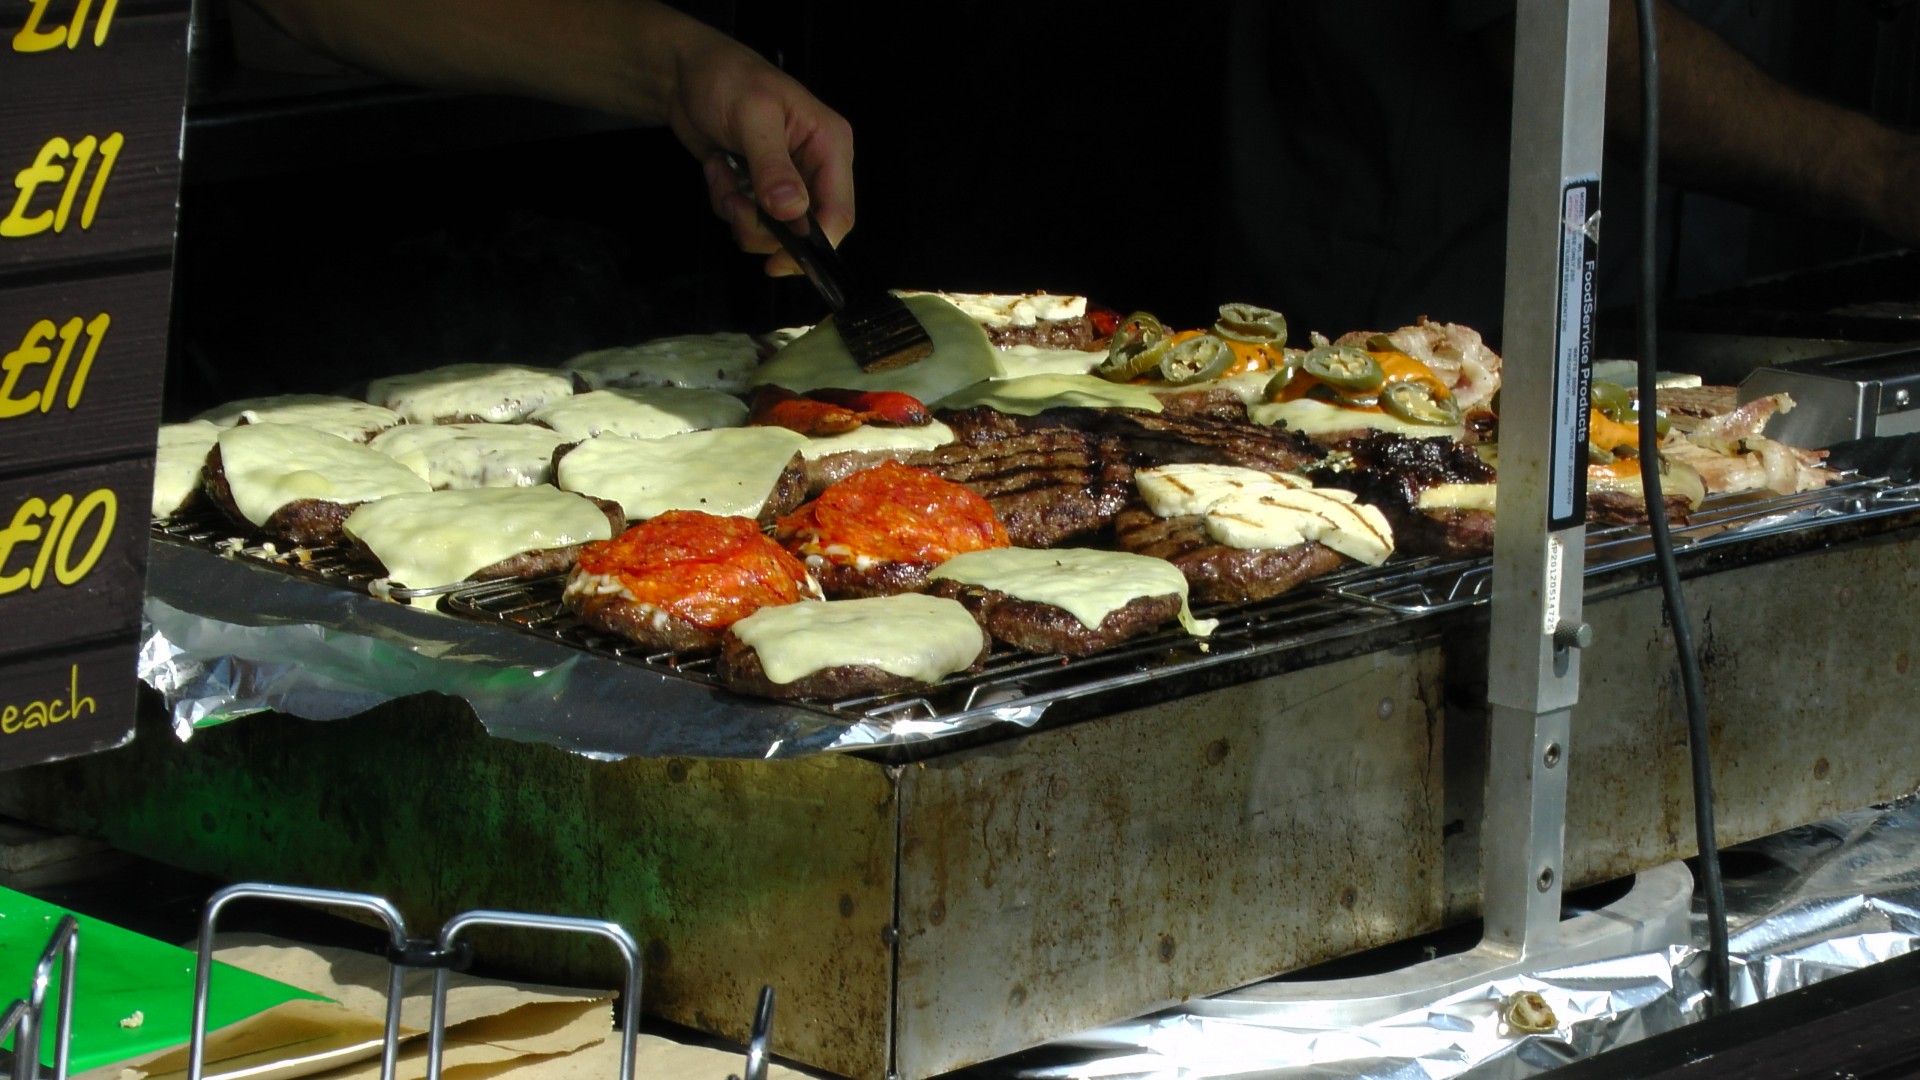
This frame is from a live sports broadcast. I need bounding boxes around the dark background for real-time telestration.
[163,0,1920,420]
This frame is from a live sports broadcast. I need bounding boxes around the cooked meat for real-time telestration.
[1651,384,1740,423]
[804,448,922,496]
[984,316,1101,351]
[907,427,1132,548]
[1307,431,1498,557]
[926,579,1181,656]
[1151,387,1257,421]
[1094,408,1324,473]
[563,511,818,655]
[570,592,726,655]
[462,497,626,580]
[761,453,810,524]
[777,462,1009,598]
[716,634,988,701]
[1588,489,1693,526]
[1112,504,1349,604]
[202,447,357,547]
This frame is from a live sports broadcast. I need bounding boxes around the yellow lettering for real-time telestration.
[0,138,68,238]
[22,699,47,729]
[77,131,120,229]
[12,0,64,52]
[52,134,95,233]
[0,320,55,417]
[39,316,82,414]
[63,312,107,409]
[69,665,94,718]
[89,0,116,45]
[0,705,17,735]
[53,487,113,585]
[0,498,47,594]
[29,493,70,589]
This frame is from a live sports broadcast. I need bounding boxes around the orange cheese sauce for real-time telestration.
[1587,408,1642,454]
[576,510,814,630]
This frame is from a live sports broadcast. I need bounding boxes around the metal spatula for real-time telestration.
[725,155,933,371]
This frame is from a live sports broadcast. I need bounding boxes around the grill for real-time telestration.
[147,471,1920,742]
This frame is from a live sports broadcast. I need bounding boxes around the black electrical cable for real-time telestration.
[1631,0,1733,1017]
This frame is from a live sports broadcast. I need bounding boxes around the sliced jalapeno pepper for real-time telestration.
[1590,380,1633,420]
[1302,344,1384,392]
[1213,303,1288,346]
[1380,380,1463,426]
[1097,311,1170,381]
[1160,334,1235,385]
[1622,408,1671,438]
[1261,351,1303,399]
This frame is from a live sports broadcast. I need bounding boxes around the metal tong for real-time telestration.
[724,154,933,371]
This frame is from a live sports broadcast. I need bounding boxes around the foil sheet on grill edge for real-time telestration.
[998,796,1920,1080]
[141,477,1920,761]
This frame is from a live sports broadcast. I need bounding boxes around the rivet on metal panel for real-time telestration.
[1814,757,1832,780]
[1377,697,1395,720]
[881,926,898,946]
[1204,739,1230,766]
[1157,934,1176,962]
[666,760,689,783]
[1339,886,1358,911]
[1544,742,1563,768]
[1839,585,1855,608]
[1008,985,1027,1007]
[1536,867,1556,893]
[928,899,946,926]
[838,894,856,918]
[1048,776,1070,799]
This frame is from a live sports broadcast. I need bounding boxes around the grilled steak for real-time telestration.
[983,316,1101,351]
[1112,504,1349,604]
[1093,408,1324,473]
[926,579,1180,656]
[717,633,989,701]
[1307,431,1498,557]
[907,425,1132,548]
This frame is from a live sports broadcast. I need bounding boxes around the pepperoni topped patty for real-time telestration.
[565,510,818,654]
[775,461,1010,598]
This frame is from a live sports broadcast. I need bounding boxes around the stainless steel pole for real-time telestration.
[1483,0,1609,957]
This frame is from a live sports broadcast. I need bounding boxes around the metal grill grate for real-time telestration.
[152,474,1920,727]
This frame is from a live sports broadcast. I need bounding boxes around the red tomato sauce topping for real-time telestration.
[576,510,814,630]
[777,461,1009,564]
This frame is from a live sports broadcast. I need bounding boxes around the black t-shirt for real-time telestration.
[1216,0,1518,343]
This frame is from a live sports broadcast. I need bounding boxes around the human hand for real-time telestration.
[667,29,854,276]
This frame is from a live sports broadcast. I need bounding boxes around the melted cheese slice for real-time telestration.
[930,547,1214,637]
[527,387,748,441]
[556,427,806,521]
[1249,397,1466,440]
[153,420,220,518]
[368,423,570,489]
[368,363,576,424]
[729,593,985,685]
[1136,464,1311,518]
[1204,488,1394,565]
[1416,483,1498,512]
[218,423,430,526]
[194,394,403,442]
[938,373,1164,415]
[343,487,614,592]
[751,295,999,404]
[990,345,1107,379]
[563,333,762,393]
[800,420,956,459]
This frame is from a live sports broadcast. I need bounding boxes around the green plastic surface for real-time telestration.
[0,887,330,1072]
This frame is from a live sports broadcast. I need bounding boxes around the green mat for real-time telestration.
[0,886,331,1073]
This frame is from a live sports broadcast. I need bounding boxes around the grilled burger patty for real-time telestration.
[1112,505,1349,604]
[926,579,1181,657]
[907,425,1132,548]
[203,447,357,547]
[347,496,627,584]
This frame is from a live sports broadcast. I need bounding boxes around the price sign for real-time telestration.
[1,0,188,769]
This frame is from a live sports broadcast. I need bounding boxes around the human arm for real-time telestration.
[1605,0,1920,245]
[241,0,854,274]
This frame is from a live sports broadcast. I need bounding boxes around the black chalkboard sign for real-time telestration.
[1,0,188,769]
